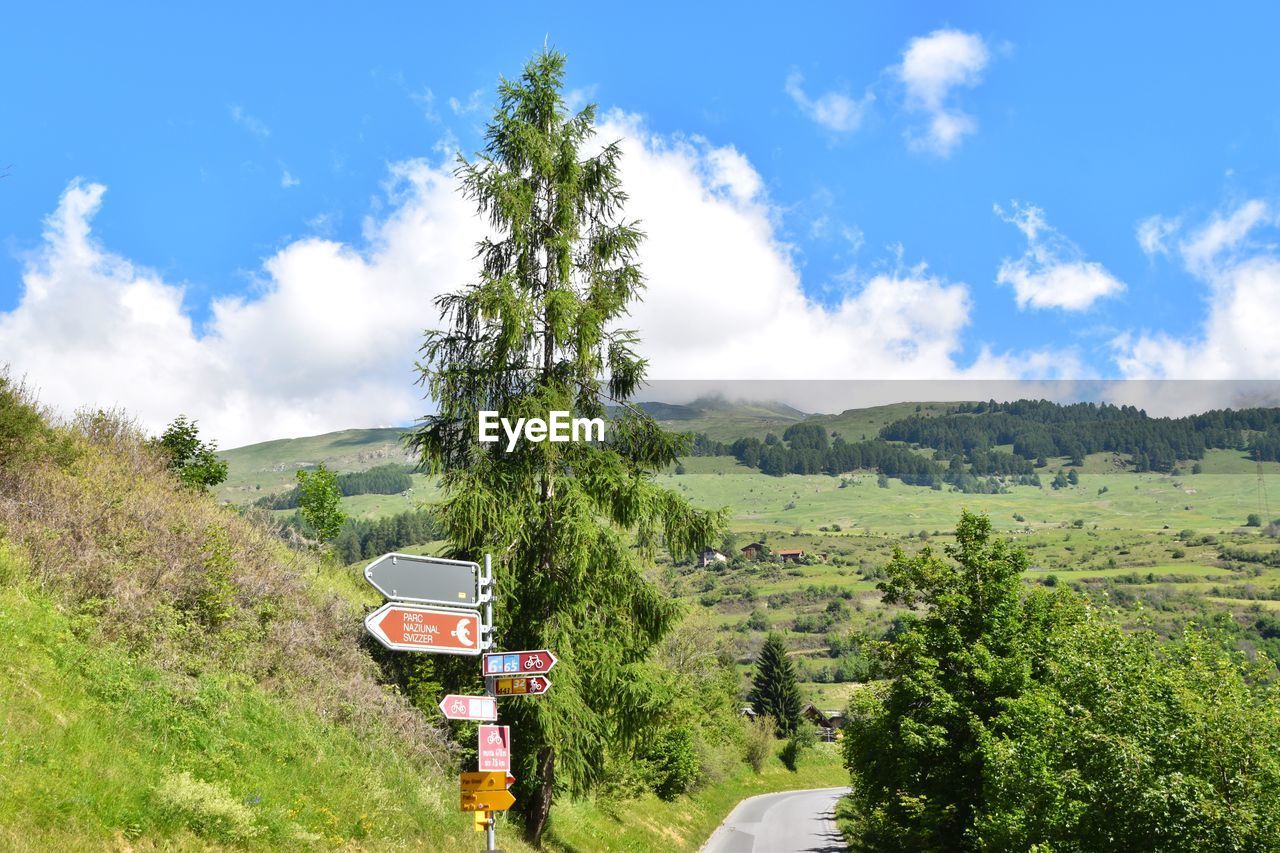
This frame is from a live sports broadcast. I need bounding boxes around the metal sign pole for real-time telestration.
[485,552,495,853]
[481,553,494,651]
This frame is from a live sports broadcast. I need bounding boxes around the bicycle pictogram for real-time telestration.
[524,653,546,670]
[486,729,505,746]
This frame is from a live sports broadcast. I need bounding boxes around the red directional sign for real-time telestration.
[482,649,558,678]
[490,675,552,696]
[440,694,498,721]
[478,725,511,772]
[364,602,481,656]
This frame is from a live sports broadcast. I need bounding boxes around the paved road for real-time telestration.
[700,786,850,853]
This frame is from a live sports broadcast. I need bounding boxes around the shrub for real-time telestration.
[639,727,701,800]
[743,715,774,773]
[780,724,817,772]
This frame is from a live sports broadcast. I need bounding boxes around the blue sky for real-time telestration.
[3,3,1280,445]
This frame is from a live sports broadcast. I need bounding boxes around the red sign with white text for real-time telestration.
[364,602,481,655]
[478,725,511,772]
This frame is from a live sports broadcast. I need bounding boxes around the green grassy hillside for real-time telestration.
[0,551,501,851]
[1,382,856,851]
[217,427,413,505]
[216,402,1280,717]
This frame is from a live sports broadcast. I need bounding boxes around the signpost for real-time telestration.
[364,553,479,607]
[364,552,542,853]
[364,602,482,655]
[439,694,498,722]
[483,649,558,677]
[478,725,511,772]
[460,789,516,813]
[489,675,552,697]
[460,771,513,792]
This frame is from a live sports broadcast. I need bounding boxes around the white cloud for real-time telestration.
[448,89,485,115]
[1179,199,1269,275]
[1,171,476,448]
[228,104,270,138]
[1116,200,1280,379]
[280,169,300,189]
[785,72,874,133]
[3,116,1053,447]
[565,85,599,112]
[1136,214,1179,257]
[897,29,989,156]
[995,202,1125,311]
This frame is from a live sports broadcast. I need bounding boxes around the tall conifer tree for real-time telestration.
[749,633,803,736]
[410,50,720,843]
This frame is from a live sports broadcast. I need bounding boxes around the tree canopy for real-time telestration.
[154,416,227,490]
[748,632,803,737]
[843,510,1280,851]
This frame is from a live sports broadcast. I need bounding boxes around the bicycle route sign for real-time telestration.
[482,649,558,677]
[478,725,511,772]
[489,675,551,697]
[439,694,498,721]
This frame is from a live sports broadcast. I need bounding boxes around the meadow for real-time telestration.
[219,410,1280,717]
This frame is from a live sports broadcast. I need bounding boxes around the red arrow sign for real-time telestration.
[490,675,552,696]
[364,602,481,656]
[440,694,498,721]
[482,649,558,677]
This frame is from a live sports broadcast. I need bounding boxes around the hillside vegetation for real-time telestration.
[0,378,515,850]
[1,378,853,850]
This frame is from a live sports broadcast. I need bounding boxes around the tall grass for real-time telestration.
[0,381,450,770]
[0,375,497,847]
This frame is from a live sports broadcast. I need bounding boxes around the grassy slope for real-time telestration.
[3,401,859,851]
[0,550,524,852]
[216,427,413,504]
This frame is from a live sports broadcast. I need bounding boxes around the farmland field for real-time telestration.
[219,405,1280,714]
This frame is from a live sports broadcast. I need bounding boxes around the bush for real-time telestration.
[0,373,77,472]
[638,727,701,800]
[1247,513,1263,527]
[743,715,774,773]
[780,724,817,772]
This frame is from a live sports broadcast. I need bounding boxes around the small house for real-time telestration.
[777,548,805,563]
[741,542,766,560]
[699,548,728,567]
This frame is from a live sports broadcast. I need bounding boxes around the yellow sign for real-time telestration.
[473,810,490,832]
[460,771,507,792]
[461,790,516,812]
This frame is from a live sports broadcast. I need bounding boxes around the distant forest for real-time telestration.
[687,399,1280,490]
[331,508,440,564]
[255,463,414,509]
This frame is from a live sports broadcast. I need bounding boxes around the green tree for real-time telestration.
[409,50,719,843]
[1247,513,1263,527]
[295,464,346,542]
[1066,468,1079,485]
[1051,468,1069,489]
[748,633,803,737]
[843,510,1030,849]
[155,415,228,490]
[844,511,1280,850]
